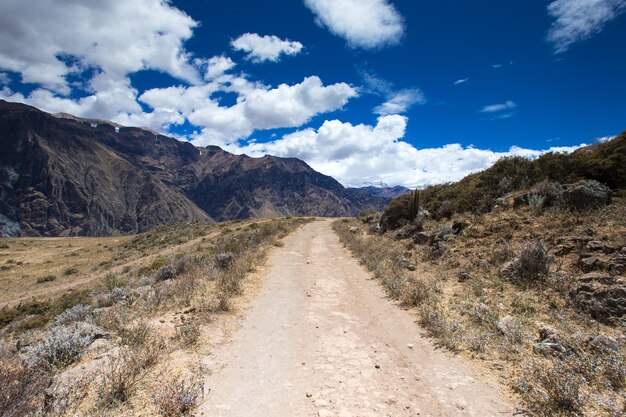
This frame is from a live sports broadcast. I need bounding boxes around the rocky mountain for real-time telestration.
[349,185,411,199]
[0,100,385,236]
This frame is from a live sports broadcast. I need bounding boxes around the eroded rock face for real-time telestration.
[0,100,386,236]
[571,272,626,321]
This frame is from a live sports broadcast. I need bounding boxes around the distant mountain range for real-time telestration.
[349,185,411,199]
[0,100,386,236]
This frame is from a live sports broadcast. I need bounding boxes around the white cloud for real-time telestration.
[547,0,626,53]
[0,72,9,85]
[231,33,303,63]
[374,89,425,115]
[361,70,425,115]
[480,101,517,113]
[454,78,469,85]
[139,75,358,146]
[0,0,200,94]
[304,0,404,49]
[203,55,236,80]
[229,115,585,187]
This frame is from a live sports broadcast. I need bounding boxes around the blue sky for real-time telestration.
[0,0,624,186]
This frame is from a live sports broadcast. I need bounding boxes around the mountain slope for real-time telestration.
[0,100,384,236]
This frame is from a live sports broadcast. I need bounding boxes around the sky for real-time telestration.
[0,0,624,187]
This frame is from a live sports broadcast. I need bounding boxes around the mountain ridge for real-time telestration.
[0,100,385,236]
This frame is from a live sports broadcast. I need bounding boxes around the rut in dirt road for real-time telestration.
[197,220,514,417]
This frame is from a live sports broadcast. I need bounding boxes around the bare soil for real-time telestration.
[197,220,513,417]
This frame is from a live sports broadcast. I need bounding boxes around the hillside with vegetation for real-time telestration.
[335,134,626,416]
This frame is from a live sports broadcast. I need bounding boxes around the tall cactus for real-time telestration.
[409,189,420,222]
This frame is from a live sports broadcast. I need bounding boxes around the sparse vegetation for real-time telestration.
[334,190,626,416]
[0,217,310,415]
[151,373,205,416]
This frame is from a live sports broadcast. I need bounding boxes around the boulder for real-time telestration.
[586,241,617,254]
[497,315,522,338]
[349,226,359,234]
[562,180,612,210]
[590,335,620,353]
[412,232,430,245]
[571,272,626,321]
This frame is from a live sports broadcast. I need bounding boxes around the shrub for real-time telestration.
[509,241,552,287]
[63,267,79,276]
[53,304,92,326]
[519,359,587,417]
[100,273,127,292]
[214,252,235,269]
[401,278,440,307]
[151,374,205,416]
[528,193,546,213]
[36,274,57,284]
[175,323,201,348]
[26,322,95,369]
[154,264,177,282]
[418,305,461,351]
[0,349,50,416]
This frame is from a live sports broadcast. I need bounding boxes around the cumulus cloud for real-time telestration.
[547,0,626,53]
[0,0,200,94]
[231,33,303,63]
[139,76,358,146]
[203,55,236,80]
[304,0,405,49]
[229,115,585,187]
[480,101,517,113]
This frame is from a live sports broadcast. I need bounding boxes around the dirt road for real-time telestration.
[197,220,514,417]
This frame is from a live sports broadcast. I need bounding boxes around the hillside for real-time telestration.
[413,133,626,218]
[0,100,385,236]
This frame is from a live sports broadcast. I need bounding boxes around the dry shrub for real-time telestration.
[95,338,163,409]
[518,358,587,417]
[175,322,201,348]
[53,304,92,326]
[401,277,440,307]
[0,346,50,416]
[151,373,205,416]
[418,304,461,351]
[510,241,552,287]
[26,322,96,369]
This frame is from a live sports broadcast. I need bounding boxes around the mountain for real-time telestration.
[0,100,385,236]
[349,185,411,199]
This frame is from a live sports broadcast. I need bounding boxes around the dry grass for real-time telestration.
[0,217,311,416]
[334,198,626,417]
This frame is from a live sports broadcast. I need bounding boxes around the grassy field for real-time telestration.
[0,217,312,417]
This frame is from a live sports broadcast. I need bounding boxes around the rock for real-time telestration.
[533,341,566,355]
[579,257,600,272]
[412,232,430,245]
[562,180,612,210]
[590,335,620,352]
[402,260,417,271]
[513,194,529,209]
[393,225,419,240]
[431,227,455,244]
[587,241,617,254]
[452,221,468,234]
[407,344,414,349]
[457,272,471,282]
[497,315,520,337]
[349,226,358,233]
[554,244,575,256]
[538,326,560,343]
[571,273,626,321]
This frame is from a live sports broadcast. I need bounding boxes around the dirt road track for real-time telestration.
[197,220,514,417]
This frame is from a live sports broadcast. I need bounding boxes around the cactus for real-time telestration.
[409,189,420,222]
